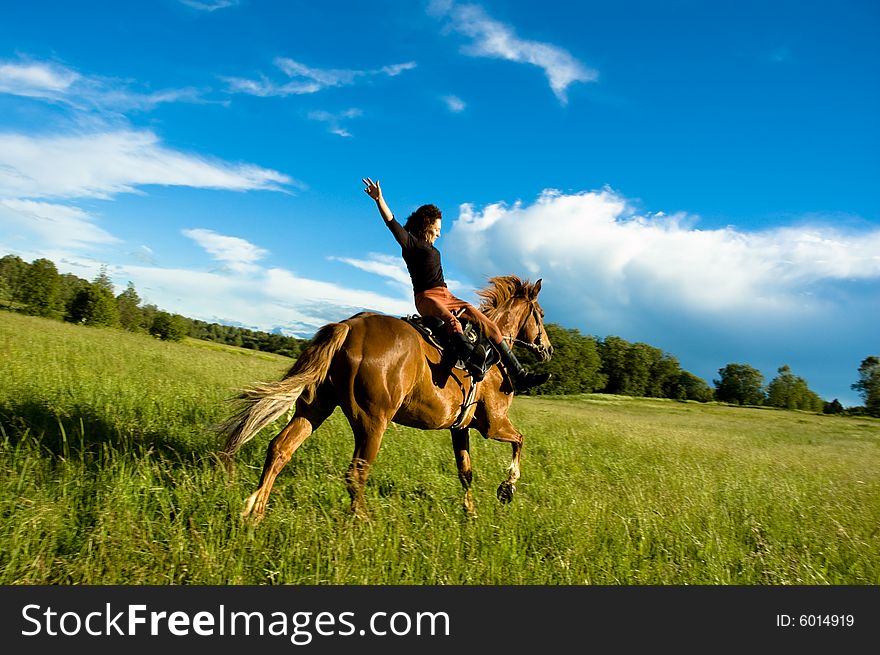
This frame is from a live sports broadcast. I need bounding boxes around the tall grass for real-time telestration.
[1,311,878,584]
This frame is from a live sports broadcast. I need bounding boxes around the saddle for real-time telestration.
[402,314,499,382]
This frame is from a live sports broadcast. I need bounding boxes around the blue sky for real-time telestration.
[1,0,877,405]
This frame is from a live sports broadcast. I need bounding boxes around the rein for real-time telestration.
[502,301,547,355]
[503,335,543,353]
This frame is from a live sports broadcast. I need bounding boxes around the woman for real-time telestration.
[362,177,549,391]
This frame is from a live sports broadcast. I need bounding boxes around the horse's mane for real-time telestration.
[477,275,532,319]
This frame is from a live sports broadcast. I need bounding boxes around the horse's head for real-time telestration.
[515,278,553,362]
[478,275,554,362]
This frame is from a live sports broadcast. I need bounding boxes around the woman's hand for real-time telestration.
[362,177,382,201]
[362,177,394,223]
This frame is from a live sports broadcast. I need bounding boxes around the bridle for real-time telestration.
[503,300,550,358]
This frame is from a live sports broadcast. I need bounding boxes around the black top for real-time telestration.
[386,217,446,293]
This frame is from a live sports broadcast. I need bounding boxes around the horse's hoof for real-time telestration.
[241,493,261,519]
[460,490,477,516]
[350,504,371,521]
[496,481,516,504]
[241,509,264,523]
[215,451,236,476]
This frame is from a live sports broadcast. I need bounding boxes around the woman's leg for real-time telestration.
[415,293,462,334]
[458,302,550,391]
[415,290,483,376]
[458,304,504,344]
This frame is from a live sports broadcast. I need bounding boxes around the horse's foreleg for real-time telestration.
[474,411,523,504]
[451,428,475,515]
[497,440,521,504]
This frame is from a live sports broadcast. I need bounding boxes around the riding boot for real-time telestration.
[495,341,551,391]
[448,332,485,381]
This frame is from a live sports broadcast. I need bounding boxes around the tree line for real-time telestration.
[515,324,879,414]
[714,363,826,413]
[517,325,715,402]
[0,254,304,358]
[707,359,880,417]
[2,253,877,415]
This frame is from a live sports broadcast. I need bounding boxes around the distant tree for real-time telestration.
[19,258,61,317]
[803,390,824,413]
[58,273,90,317]
[596,335,696,400]
[823,399,844,415]
[150,311,188,341]
[852,356,880,418]
[93,266,115,294]
[187,318,303,357]
[116,282,143,331]
[0,254,28,302]
[68,281,119,327]
[260,331,302,358]
[2,251,307,356]
[714,363,765,405]
[598,335,631,395]
[671,371,714,402]
[766,365,824,412]
[645,349,682,398]
[519,324,606,395]
[140,303,160,332]
[621,342,654,396]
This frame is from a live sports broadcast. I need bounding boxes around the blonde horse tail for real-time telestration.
[218,322,350,458]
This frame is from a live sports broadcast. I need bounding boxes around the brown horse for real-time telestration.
[218,275,552,517]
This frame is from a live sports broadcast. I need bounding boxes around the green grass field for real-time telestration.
[1,311,878,584]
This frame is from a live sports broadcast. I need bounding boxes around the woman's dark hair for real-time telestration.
[404,204,442,241]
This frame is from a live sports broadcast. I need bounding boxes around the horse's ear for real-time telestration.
[534,278,542,296]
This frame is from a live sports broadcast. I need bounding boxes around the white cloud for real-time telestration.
[381,62,419,77]
[179,0,238,11]
[182,228,268,273]
[109,261,411,336]
[275,59,358,87]
[332,252,470,299]
[448,189,880,321]
[442,95,466,112]
[262,267,412,317]
[0,129,294,200]
[429,1,597,104]
[0,60,79,99]
[0,58,204,112]
[224,58,417,97]
[0,199,119,247]
[307,108,363,137]
[0,238,414,335]
[0,59,284,204]
[445,189,880,402]
[331,253,411,291]
[223,75,321,97]
[130,245,157,265]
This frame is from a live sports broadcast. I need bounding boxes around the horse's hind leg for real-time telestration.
[242,394,335,518]
[451,428,475,515]
[344,416,389,519]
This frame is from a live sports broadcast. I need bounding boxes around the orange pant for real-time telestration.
[414,286,503,343]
